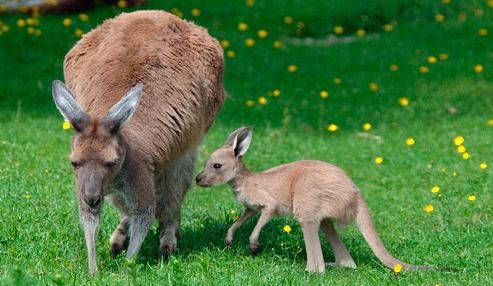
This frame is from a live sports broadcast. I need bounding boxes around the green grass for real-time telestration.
[1,0,492,285]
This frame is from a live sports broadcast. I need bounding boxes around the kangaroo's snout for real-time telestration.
[195,172,207,187]
[84,195,103,208]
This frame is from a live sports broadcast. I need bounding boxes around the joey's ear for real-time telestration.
[224,127,253,157]
[102,83,143,134]
[52,80,90,132]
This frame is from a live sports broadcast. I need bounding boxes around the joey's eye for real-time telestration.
[105,162,117,169]
[71,161,81,169]
[213,163,222,169]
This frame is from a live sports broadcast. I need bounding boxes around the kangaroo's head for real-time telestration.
[196,127,252,187]
[52,80,143,211]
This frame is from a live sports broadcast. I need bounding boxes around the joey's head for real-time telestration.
[196,127,252,187]
[52,80,143,211]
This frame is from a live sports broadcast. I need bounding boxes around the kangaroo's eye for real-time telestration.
[105,162,117,169]
[213,163,222,169]
[71,161,81,169]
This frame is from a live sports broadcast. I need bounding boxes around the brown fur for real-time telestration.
[54,11,225,273]
[196,127,428,272]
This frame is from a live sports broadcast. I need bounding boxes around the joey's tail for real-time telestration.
[355,194,429,271]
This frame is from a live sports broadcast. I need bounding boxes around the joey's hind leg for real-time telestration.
[107,195,130,258]
[156,150,197,259]
[320,219,356,269]
[300,220,325,272]
[249,208,273,255]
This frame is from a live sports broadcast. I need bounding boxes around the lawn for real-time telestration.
[0,0,492,285]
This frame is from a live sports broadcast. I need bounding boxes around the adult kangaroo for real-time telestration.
[52,10,226,273]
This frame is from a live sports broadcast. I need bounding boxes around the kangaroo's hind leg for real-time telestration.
[320,219,356,268]
[300,220,325,272]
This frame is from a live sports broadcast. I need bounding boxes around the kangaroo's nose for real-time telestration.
[195,175,202,184]
[84,195,102,208]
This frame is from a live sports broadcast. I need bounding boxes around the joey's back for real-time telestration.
[64,10,226,169]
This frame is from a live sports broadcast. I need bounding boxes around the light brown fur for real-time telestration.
[196,127,428,272]
[52,11,225,273]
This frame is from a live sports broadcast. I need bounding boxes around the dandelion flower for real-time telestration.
[62,120,71,130]
[79,13,89,22]
[16,19,26,28]
[398,97,409,106]
[480,163,488,170]
[334,25,344,34]
[374,156,383,165]
[27,27,35,34]
[439,53,448,61]
[191,8,201,17]
[273,89,281,97]
[369,82,378,92]
[456,145,466,153]
[170,8,183,18]
[246,100,255,107]
[283,16,293,25]
[406,137,415,146]
[488,119,493,126]
[74,28,84,38]
[363,123,372,131]
[390,64,399,71]
[327,124,338,132]
[427,56,437,64]
[431,186,440,193]
[462,152,470,160]
[258,96,267,105]
[383,24,393,32]
[1,25,9,33]
[424,204,434,213]
[26,18,36,26]
[333,78,342,85]
[474,64,484,74]
[238,22,248,31]
[442,0,451,4]
[419,66,429,74]
[24,194,32,199]
[62,18,72,27]
[454,136,464,146]
[283,225,292,234]
[257,30,268,39]
[467,195,476,202]
[273,41,283,49]
[117,0,127,8]
[435,14,445,22]
[221,39,230,49]
[245,38,255,47]
[230,209,236,214]
[246,0,255,7]
[356,29,366,37]
[320,90,329,99]
[478,28,488,36]
[287,65,298,72]
[393,263,403,273]
[226,50,236,58]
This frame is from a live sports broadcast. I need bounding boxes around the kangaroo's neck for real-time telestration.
[228,160,253,190]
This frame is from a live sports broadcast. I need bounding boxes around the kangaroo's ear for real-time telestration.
[224,127,253,157]
[103,84,143,134]
[52,80,90,132]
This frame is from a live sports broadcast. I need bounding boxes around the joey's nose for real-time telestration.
[195,175,202,184]
[84,195,102,208]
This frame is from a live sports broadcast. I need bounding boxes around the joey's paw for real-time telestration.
[110,243,124,259]
[225,239,232,247]
[250,244,260,256]
[160,244,175,262]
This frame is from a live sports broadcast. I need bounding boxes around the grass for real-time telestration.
[0,0,492,285]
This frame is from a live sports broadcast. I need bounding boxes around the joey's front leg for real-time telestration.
[225,208,256,246]
[249,208,274,255]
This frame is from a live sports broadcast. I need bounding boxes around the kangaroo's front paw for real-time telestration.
[250,243,260,256]
[225,238,232,246]
[110,243,124,258]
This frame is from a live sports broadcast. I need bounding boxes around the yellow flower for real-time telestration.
[456,145,466,153]
[26,18,36,26]
[398,97,409,106]
[467,195,476,202]
[480,162,488,170]
[62,120,71,130]
[297,21,305,29]
[273,41,283,49]
[390,64,399,71]
[246,0,255,7]
[474,64,484,74]
[427,56,437,64]
[27,27,35,34]
[287,65,298,72]
[333,78,342,85]
[327,124,338,132]
[488,119,493,126]
[258,96,267,105]
[16,19,26,28]
[230,208,236,214]
[462,152,470,160]
[334,25,344,34]
[245,38,255,47]
[238,22,248,31]
[442,0,451,4]
[63,18,72,27]
[489,0,493,8]
[79,13,89,22]
[406,137,415,146]
[431,186,440,193]
[435,14,445,22]
[439,53,448,61]
[221,39,230,49]
[35,29,42,36]
[24,194,32,199]
[369,82,378,92]
[320,90,329,99]
[1,25,9,33]
[393,263,403,273]
[74,28,84,38]
[283,16,293,25]
[356,29,366,37]
[424,204,434,213]
[117,0,127,8]
[374,156,383,165]
[272,89,281,97]
[383,24,393,32]
[191,8,201,17]
[170,8,183,18]
[246,100,255,107]
[257,30,268,39]
[454,136,464,146]
[452,171,457,177]
[478,28,488,36]
[363,123,372,131]
[283,225,292,234]
[226,50,236,58]
[419,66,429,74]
